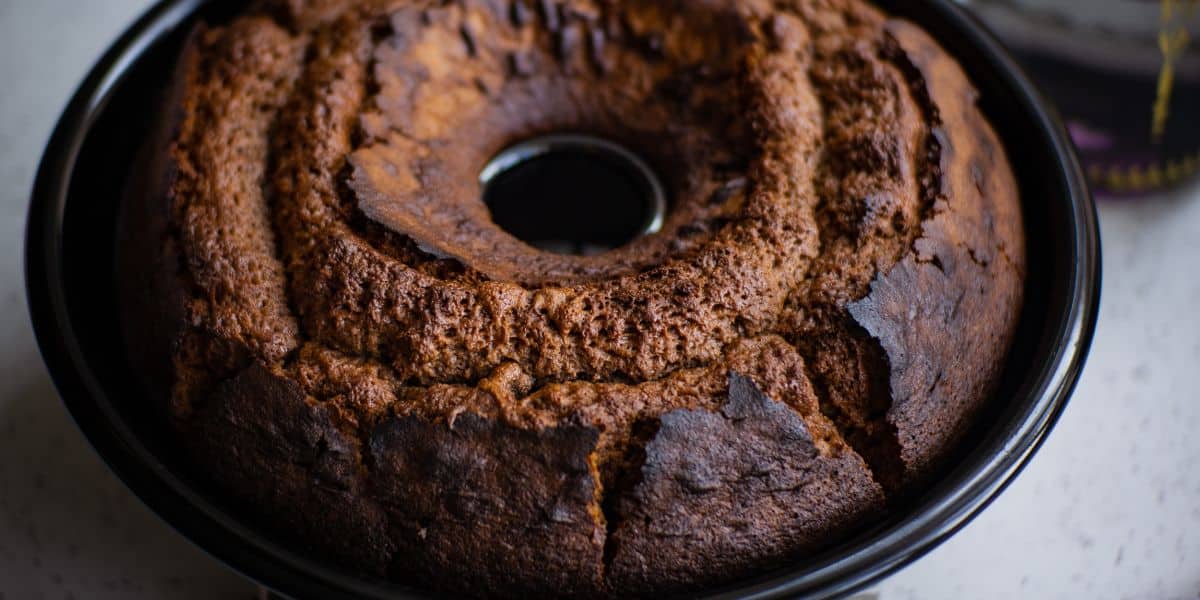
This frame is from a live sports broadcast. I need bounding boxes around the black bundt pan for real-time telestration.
[26,0,1100,598]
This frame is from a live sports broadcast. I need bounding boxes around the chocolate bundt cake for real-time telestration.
[118,0,1025,595]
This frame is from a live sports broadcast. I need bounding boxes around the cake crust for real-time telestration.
[119,0,1025,596]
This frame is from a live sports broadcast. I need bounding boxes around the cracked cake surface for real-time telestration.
[118,0,1025,596]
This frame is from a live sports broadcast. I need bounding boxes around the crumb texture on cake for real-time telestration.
[118,0,1025,596]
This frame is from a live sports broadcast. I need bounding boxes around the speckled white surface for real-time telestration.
[2,2,1198,599]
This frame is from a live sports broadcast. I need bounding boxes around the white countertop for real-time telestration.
[2,2,1198,598]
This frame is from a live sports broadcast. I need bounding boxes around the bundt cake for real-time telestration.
[118,0,1025,595]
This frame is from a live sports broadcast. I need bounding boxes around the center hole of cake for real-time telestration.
[480,135,666,256]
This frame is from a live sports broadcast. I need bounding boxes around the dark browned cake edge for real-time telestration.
[848,20,1024,485]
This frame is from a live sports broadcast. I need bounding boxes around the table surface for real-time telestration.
[2,2,1198,599]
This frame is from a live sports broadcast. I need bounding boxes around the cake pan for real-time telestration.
[25,0,1100,597]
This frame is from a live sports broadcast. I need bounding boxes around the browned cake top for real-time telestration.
[131,0,1025,595]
